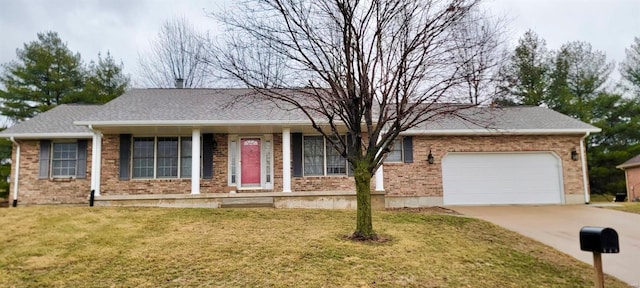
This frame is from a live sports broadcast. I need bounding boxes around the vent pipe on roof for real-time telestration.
[175,78,184,89]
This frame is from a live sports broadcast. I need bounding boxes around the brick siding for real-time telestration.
[625,167,640,201]
[12,133,588,205]
[383,135,587,197]
[12,140,92,204]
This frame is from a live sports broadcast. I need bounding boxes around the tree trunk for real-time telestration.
[352,161,376,240]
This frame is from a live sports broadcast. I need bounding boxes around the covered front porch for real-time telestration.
[89,125,388,198]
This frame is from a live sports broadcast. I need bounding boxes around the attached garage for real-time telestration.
[442,152,564,205]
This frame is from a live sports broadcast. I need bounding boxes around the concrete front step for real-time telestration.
[220,197,275,208]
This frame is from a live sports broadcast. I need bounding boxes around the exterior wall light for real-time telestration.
[571,148,578,161]
[427,150,435,164]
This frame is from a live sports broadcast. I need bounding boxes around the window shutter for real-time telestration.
[119,134,131,180]
[39,140,51,179]
[403,136,413,163]
[202,133,214,179]
[292,133,303,177]
[76,140,88,179]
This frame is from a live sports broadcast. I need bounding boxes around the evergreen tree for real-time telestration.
[496,30,550,106]
[0,31,84,121]
[620,37,640,93]
[73,51,129,104]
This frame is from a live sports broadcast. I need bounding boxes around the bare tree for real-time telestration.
[138,16,210,88]
[450,10,506,104]
[211,0,500,240]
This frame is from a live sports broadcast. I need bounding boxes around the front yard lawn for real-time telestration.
[0,207,628,287]
[606,202,640,214]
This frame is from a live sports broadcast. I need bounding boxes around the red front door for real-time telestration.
[241,138,261,186]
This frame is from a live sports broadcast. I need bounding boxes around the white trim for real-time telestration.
[191,129,201,194]
[375,135,384,191]
[282,128,292,192]
[1,133,93,139]
[400,128,601,136]
[90,131,102,196]
[9,137,20,202]
[74,120,315,126]
[580,132,590,203]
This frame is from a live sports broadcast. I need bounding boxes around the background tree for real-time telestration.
[549,41,613,121]
[138,17,211,88]
[0,31,84,121]
[587,93,640,195]
[620,37,640,93]
[213,0,499,239]
[498,30,633,196]
[495,30,550,106]
[0,131,11,200]
[74,51,129,104]
[451,10,505,104]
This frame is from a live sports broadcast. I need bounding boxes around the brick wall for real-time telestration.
[12,133,589,204]
[383,135,587,198]
[13,140,92,204]
[625,167,640,201]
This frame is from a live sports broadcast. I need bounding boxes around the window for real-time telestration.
[265,140,272,183]
[180,137,192,178]
[133,137,154,178]
[304,136,324,176]
[303,136,347,176]
[132,136,196,179]
[157,137,178,177]
[385,139,403,162]
[52,142,77,177]
[230,140,237,184]
[326,138,346,174]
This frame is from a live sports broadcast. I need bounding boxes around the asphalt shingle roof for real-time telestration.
[618,154,640,169]
[0,88,601,137]
[413,106,600,132]
[76,88,309,123]
[1,104,102,137]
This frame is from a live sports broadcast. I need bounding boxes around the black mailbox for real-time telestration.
[579,226,619,253]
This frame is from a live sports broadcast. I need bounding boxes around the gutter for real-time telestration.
[580,132,590,204]
[9,137,19,207]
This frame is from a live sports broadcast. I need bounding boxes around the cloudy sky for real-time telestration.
[0,0,639,87]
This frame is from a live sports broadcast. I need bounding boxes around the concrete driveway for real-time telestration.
[452,205,640,286]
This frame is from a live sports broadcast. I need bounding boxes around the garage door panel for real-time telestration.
[442,153,563,205]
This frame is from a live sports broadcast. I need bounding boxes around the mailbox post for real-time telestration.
[579,226,619,288]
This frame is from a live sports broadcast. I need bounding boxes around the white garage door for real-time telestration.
[442,153,563,205]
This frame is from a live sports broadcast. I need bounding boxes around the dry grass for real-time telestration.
[0,207,630,287]
[606,202,640,214]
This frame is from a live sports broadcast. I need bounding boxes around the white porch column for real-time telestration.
[91,132,102,196]
[191,128,201,194]
[282,128,292,192]
[375,164,384,191]
[375,135,384,192]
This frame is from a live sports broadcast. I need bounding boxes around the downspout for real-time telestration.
[580,132,590,204]
[9,137,20,207]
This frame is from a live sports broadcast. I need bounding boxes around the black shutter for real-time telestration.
[39,140,51,179]
[76,140,88,179]
[202,133,214,179]
[403,136,413,163]
[292,133,303,177]
[119,134,131,180]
